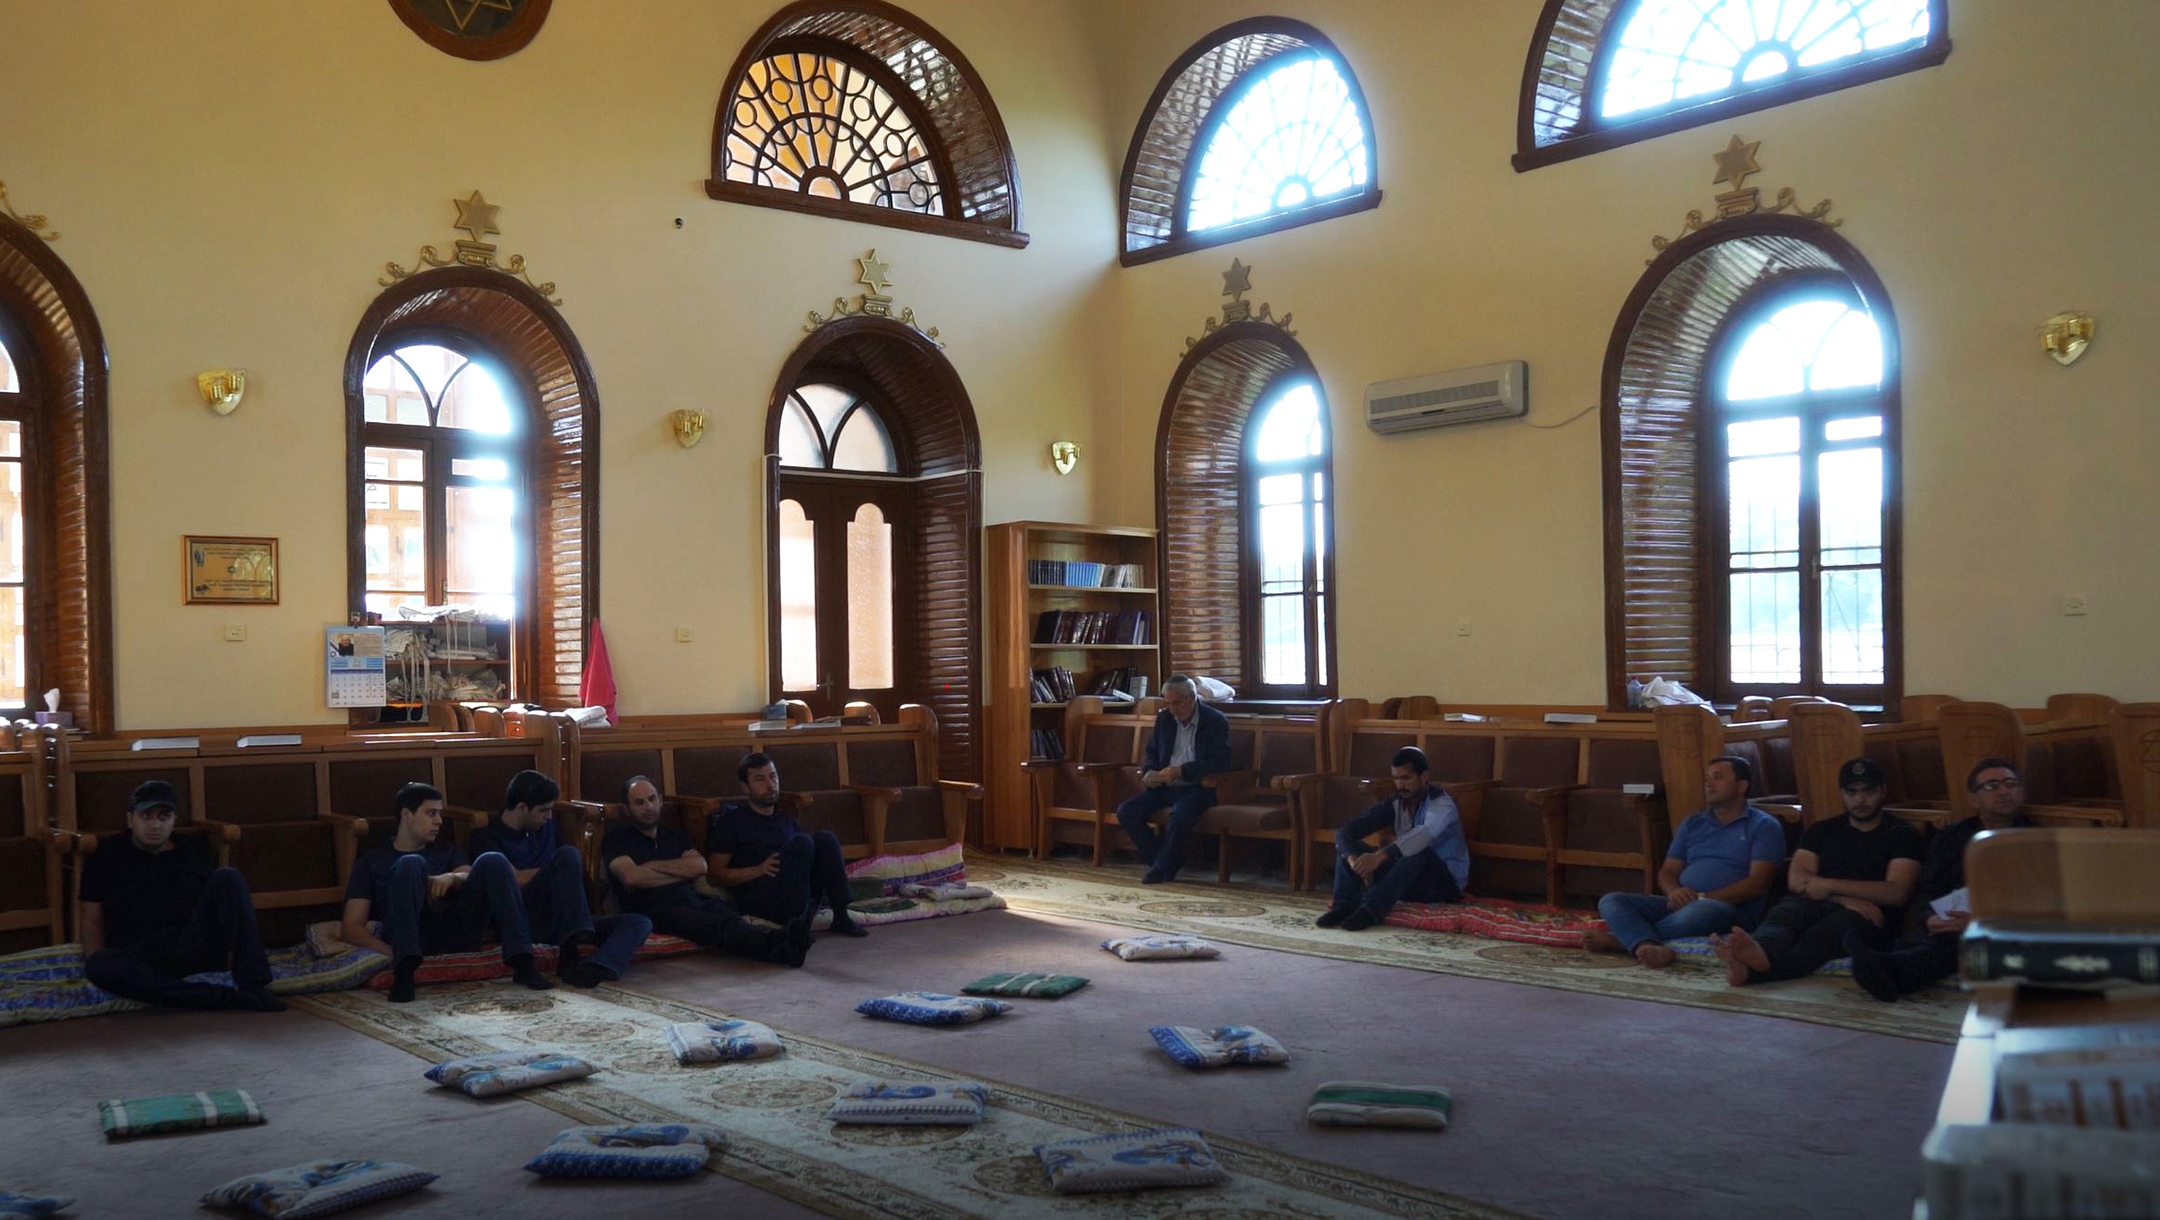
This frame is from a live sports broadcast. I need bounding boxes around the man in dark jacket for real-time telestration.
[1846,756,2034,1001]
[1114,675,1233,883]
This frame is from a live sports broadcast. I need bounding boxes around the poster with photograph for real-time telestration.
[326,625,388,708]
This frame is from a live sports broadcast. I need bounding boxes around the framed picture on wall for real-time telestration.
[185,535,279,605]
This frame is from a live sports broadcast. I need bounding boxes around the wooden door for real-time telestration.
[774,477,912,720]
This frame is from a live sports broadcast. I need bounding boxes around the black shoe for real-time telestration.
[1845,933,1902,1003]
[561,960,610,990]
[230,987,287,1013]
[829,915,870,938]
[557,931,596,978]
[389,959,421,1004]
[1341,909,1378,932]
[1315,907,1354,929]
[774,918,813,968]
[1140,869,1174,885]
[508,954,556,992]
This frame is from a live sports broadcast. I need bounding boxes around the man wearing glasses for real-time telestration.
[1846,757,2033,1001]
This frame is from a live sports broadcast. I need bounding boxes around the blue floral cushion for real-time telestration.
[523,1124,727,1179]
[0,1191,72,1220]
[854,992,1011,1026]
[424,1049,595,1098]
[826,1081,989,1126]
[1034,1126,1228,1194]
[200,1160,435,1219]
[666,1019,783,1064]
[1149,1024,1290,1069]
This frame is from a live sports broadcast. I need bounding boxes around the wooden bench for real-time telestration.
[1935,701,2123,827]
[0,724,68,950]
[2109,702,2160,831]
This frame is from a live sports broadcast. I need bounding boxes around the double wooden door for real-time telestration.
[773,476,913,721]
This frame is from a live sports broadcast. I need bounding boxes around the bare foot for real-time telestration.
[1585,929,1624,954]
[1709,934,1750,986]
[1635,942,1676,969]
[1727,928,1769,972]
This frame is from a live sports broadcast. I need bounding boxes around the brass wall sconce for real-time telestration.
[1049,440,1080,475]
[671,409,709,449]
[196,369,247,416]
[2042,312,2094,366]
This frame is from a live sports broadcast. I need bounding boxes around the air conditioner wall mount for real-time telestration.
[1364,361,1528,434]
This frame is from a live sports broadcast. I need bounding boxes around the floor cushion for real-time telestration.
[1150,1024,1290,1069]
[200,1160,436,1219]
[424,1049,596,1098]
[1383,895,1607,948]
[854,992,1011,1026]
[99,1089,264,1139]
[1101,934,1221,962]
[1,943,383,1029]
[0,1192,71,1220]
[523,1124,727,1180]
[666,1019,783,1064]
[1305,1081,1452,1129]
[362,935,700,990]
[826,1082,989,1126]
[847,843,968,896]
[1035,1126,1229,1194]
[898,881,994,901]
[962,972,1089,999]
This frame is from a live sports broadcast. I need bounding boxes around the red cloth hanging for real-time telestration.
[580,619,617,721]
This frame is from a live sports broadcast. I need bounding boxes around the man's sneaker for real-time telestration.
[1341,909,1379,932]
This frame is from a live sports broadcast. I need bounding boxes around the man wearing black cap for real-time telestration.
[1711,757,1923,986]
[1847,757,2034,1001]
[1316,746,1470,931]
[81,780,284,1012]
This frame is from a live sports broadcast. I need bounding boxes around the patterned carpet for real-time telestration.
[296,984,1530,1220]
[976,854,1964,1044]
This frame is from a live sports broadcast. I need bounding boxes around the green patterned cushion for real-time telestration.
[962,972,1089,998]
[100,1089,264,1139]
[1305,1081,1451,1129]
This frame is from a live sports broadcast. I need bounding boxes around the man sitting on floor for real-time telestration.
[600,776,808,967]
[705,752,865,938]
[81,780,284,1012]
[468,769,652,989]
[1847,757,2034,1002]
[341,781,553,1003]
[1114,674,1233,884]
[1586,755,1782,968]
[1712,757,1922,987]
[1318,746,1469,932]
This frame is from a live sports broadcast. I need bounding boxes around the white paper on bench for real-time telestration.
[237,734,304,748]
[1543,712,1598,724]
[1622,783,1656,795]
[131,737,201,751]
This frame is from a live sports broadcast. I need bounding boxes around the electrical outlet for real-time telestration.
[2062,594,2089,617]
[1455,620,1473,638]
[223,624,247,642]
[674,626,694,643]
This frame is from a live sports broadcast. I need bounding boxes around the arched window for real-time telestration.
[1157,324,1337,700]
[1602,216,1901,709]
[1121,19,1379,265]
[776,383,900,473]
[0,333,27,712]
[710,0,1027,248]
[1516,0,1948,170]
[346,267,599,718]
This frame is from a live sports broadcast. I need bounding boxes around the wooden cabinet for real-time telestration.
[985,523,1161,852]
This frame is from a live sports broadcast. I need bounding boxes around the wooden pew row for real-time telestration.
[0,724,68,951]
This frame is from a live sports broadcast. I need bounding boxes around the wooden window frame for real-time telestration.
[386,0,553,62]
[1239,373,1337,700]
[1119,17,1381,267]
[1513,0,1950,172]
[708,0,1028,249]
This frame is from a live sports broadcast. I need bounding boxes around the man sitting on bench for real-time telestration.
[468,769,652,989]
[1114,675,1233,884]
[1586,755,1782,968]
[341,781,552,1003]
[81,780,284,1012]
[600,776,808,967]
[705,753,865,938]
[1712,757,1922,986]
[1317,746,1469,931]
[1847,757,2034,1001]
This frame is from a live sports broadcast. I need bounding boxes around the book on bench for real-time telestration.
[131,736,201,751]
[236,734,304,748]
[1959,919,2160,988]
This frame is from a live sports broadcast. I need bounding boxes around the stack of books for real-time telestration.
[1027,560,1146,588]
[1031,609,1153,645]
[1030,667,1076,703]
[1029,728,1065,761]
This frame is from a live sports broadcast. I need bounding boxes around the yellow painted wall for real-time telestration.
[4,1,2154,728]
[1084,0,2160,708]
[4,0,1120,727]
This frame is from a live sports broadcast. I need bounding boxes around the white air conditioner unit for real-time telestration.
[1364,361,1527,434]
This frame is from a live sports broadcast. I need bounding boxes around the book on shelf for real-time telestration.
[1031,667,1076,703]
[1026,560,1147,588]
[1958,920,2160,987]
[1029,728,1065,761]
[1030,609,1154,645]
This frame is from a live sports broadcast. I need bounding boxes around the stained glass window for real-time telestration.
[1188,53,1371,234]
[1601,0,1931,120]
[724,52,943,215]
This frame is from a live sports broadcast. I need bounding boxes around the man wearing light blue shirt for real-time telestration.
[1318,746,1470,932]
[1586,755,1783,968]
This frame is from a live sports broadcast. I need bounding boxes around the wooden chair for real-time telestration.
[1787,701,1865,825]
[1900,694,1960,723]
[1195,717,1322,883]
[1025,697,1155,863]
[2108,703,2160,831]
[1936,701,2123,826]
[70,823,239,943]
[1769,695,1830,718]
[1734,697,1775,722]
[2046,693,2120,725]
[0,725,68,948]
[842,701,881,725]
[1380,696,1440,720]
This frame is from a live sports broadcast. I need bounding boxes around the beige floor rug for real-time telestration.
[974,855,1964,1044]
[296,983,1532,1220]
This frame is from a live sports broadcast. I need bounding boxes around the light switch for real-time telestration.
[224,624,247,642]
[1455,621,1473,638]
[2062,594,2089,616]
[675,626,695,643]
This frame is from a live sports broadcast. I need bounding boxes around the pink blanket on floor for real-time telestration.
[1382,895,1603,947]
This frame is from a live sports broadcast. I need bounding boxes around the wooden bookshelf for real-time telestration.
[985,522,1162,852]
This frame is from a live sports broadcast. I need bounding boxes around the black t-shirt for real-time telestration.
[704,801,801,871]
[1918,814,2035,904]
[1799,813,1925,924]
[343,841,468,911]
[600,822,699,913]
[81,835,215,951]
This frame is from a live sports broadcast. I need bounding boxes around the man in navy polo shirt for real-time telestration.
[468,770,652,989]
[705,752,865,938]
[1586,755,1783,968]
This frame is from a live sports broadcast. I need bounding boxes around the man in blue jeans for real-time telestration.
[1114,676,1233,884]
[1585,755,1782,968]
[469,769,652,989]
[1317,746,1469,931]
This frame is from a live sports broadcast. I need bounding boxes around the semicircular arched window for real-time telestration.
[1121,19,1379,265]
[777,383,901,473]
[1516,0,1947,170]
[709,0,1026,248]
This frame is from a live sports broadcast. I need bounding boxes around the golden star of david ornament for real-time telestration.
[1221,258,1254,301]
[440,0,515,34]
[452,191,502,244]
[1712,135,1763,190]
[856,250,893,295]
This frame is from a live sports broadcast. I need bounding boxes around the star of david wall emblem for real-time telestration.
[389,0,551,61]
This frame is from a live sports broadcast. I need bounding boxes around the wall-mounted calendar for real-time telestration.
[326,625,387,708]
